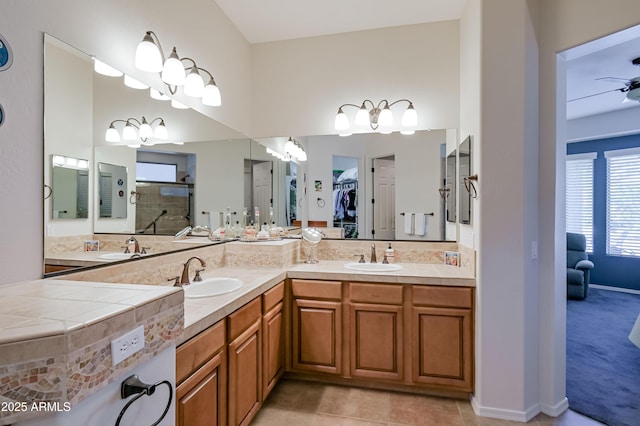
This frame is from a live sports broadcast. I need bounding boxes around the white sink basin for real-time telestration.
[98,252,136,260]
[184,277,243,298]
[344,262,403,272]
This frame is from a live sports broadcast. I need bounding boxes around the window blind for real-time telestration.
[566,153,595,251]
[606,148,640,257]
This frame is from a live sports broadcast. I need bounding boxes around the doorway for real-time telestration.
[332,156,359,238]
[372,156,396,240]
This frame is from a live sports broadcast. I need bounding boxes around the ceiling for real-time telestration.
[213,0,467,44]
[563,25,640,121]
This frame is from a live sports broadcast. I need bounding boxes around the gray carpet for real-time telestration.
[567,287,640,426]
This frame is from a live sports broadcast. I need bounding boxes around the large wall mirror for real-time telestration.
[459,135,472,225]
[43,33,460,275]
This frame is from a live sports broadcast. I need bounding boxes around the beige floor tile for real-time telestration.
[390,392,463,425]
[316,384,390,423]
[263,379,326,412]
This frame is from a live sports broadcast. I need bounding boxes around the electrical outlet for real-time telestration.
[110,325,145,366]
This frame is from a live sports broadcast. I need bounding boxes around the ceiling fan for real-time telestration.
[569,56,640,103]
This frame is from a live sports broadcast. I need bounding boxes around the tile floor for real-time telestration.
[251,379,604,426]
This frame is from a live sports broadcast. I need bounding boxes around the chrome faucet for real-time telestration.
[179,256,206,286]
[124,236,141,254]
[370,244,377,263]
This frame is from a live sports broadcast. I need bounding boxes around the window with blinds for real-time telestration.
[566,153,595,252]
[605,147,640,257]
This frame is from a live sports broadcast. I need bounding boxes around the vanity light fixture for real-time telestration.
[134,30,222,107]
[334,99,417,135]
[284,137,307,162]
[123,74,149,90]
[92,57,123,77]
[105,116,168,144]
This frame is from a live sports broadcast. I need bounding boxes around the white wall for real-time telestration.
[0,0,252,284]
[250,21,460,137]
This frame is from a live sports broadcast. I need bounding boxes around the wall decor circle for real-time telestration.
[0,33,13,71]
[0,103,4,127]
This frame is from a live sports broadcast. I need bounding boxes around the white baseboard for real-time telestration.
[540,397,569,417]
[470,396,541,422]
[591,284,640,295]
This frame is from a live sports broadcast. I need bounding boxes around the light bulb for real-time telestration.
[122,122,138,140]
[124,75,148,90]
[354,104,369,126]
[202,79,221,106]
[184,67,204,97]
[93,58,123,77]
[334,107,350,131]
[154,121,169,140]
[161,47,185,86]
[105,124,120,142]
[378,105,393,127]
[138,118,153,139]
[135,32,163,72]
[401,103,418,127]
[150,88,170,100]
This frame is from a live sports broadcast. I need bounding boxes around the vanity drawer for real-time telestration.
[412,286,473,308]
[349,282,403,305]
[263,281,285,312]
[291,279,342,300]
[228,297,262,341]
[176,318,226,384]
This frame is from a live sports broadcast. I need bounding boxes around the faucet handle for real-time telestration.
[122,245,130,254]
[141,246,150,254]
[382,254,389,264]
[193,269,205,282]
[355,254,365,263]
[168,276,181,287]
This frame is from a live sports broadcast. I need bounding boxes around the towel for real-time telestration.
[415,213,427,236]
[404,213,414,235]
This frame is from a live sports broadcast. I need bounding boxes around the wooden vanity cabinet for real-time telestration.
[290,279,343,375]
[176,319,227,426]
[227,297,263,426]
[411,286,474,392]
[348,282,404,381]
[262,281,285,399]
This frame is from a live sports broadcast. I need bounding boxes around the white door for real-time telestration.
[373,157,395,239]
[253,161,273,226]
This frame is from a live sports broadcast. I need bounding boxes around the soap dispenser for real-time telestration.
[385,243,395,263]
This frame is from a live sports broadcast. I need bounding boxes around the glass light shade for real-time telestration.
[124,75,149,90]
[354,106,369,126]
[135,32,163,72]
[202,80,221,106]
[52,155,65,166]
[378,106,393,127]
[127,144,141,149]
[94,58,123,77]
[284,139,296,156]
[161,48,185,86]
[171,99,189,109]
[183,67,204,97]
[339,133,352,137]
[105,125,120,142]
[122,123,138,140]
[297,150,307,162]
[172,142,184,145]
[138,119,153,139]
[334,108,350,131]
[400,129,415,136]
[65,157,77,167]
[154,122,169,140]
[401,104,418,127]
[150,88,170,100]
[77,160,89,169]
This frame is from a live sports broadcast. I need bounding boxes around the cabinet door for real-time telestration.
[349,303,403,381]
[412,306,473,391]
[176,351,226,426]
[228,319,262,426]
[292,298,342,375]
[263,301,284,398]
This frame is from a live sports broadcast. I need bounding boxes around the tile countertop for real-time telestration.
[0,279,181,345]
[180,260,475,345]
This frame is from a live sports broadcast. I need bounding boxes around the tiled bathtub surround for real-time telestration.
[0,281,183,425]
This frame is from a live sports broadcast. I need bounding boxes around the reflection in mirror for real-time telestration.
[459,135,472,225]
[51,155,89,219]
[43,33,249,275]
[333,156,359,238]
[445,149,456,223]
[98,162,127,219]
[258,129,457,241]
